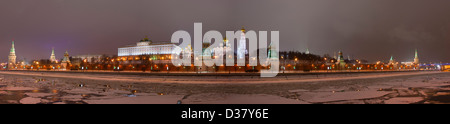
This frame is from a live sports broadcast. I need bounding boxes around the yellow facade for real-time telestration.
[445,65,450,70]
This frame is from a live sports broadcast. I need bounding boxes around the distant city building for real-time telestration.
[50,47,57,63]
[401,62,415,66]
[443,64,450,71]
[305,48,310,54]
[8,41,16,69]
[72,54,103,63]
[20,58,29,66]
[118,36,177,56]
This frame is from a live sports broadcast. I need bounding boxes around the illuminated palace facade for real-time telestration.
[117,37,177,67]
[118,37,176,57]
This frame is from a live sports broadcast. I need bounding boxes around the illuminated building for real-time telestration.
[118,36,177,57]
[72,54,103,63]
[211,37,232,60]
[401,62,414,66]
[8,41,16,69]
[115,36,178,69]
[444,64,450,71]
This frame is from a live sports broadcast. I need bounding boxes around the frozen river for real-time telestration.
[0,71,449,104]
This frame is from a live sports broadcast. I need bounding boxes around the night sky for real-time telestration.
[1,0,450,63]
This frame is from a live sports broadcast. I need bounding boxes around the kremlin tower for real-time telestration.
[389,56,395,65]
[414,49,419,65]
[8,41,16,69]
[50,47,57,63]
[61,51,71,70]
[336,51,346,70]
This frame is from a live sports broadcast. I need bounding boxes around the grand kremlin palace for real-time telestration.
[117,37,177,65]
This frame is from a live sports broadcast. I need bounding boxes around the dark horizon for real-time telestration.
[1,0,450,63]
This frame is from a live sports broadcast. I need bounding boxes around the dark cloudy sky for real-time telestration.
[1,0,449,63]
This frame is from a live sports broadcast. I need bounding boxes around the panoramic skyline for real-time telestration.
[1,0,450,63]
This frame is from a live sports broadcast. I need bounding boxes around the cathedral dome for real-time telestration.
[140,36,152,42]
[241,27,246,32]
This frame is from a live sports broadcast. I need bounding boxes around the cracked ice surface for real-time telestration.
[0,71,449,104]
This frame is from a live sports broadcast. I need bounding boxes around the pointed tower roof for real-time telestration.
[50,47,56,62]
[10,41,15,53]
[415,49,418,58]
[62,50,70,62]
[390,55,394,61]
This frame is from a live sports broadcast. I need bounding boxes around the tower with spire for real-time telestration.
[336,51,346,70]
[389,56,394,64]
[414,49,419,65]
[61,51,71,70]
[389,55,398,69]
[50,47,57,63]
[305,48,310,54]
[8,41,17,69]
